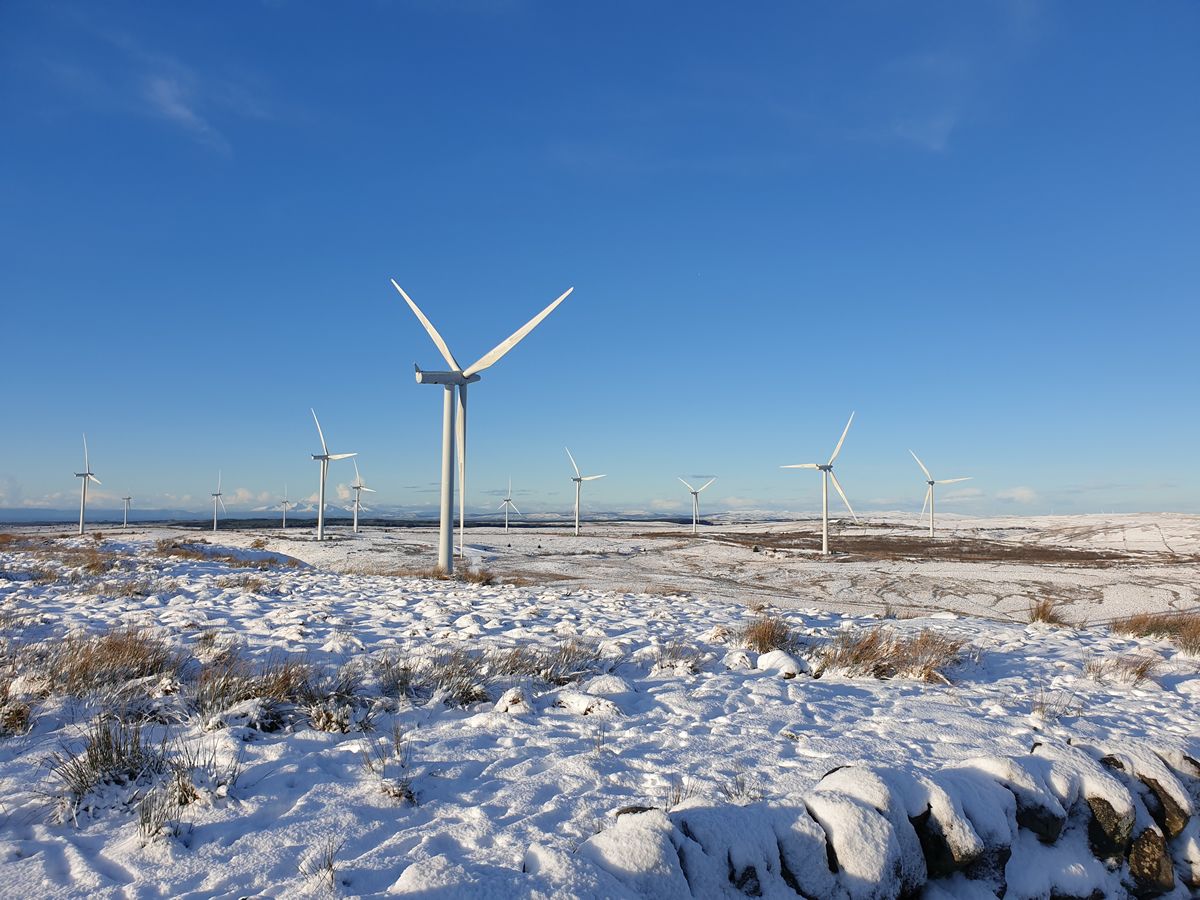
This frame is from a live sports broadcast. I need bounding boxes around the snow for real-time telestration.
[0,514,1197,896]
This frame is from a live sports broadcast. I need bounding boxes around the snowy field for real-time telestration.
[0,515,1198,897]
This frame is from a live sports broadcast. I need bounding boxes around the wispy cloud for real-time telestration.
[996,486,1039,505]
[142,75,230,154]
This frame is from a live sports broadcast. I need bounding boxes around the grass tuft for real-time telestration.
[1028,598,1068,626]
[736,615,796,654]
[815,627,966,683]
[1112,611,1200,654]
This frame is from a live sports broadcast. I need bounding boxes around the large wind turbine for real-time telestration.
[678,477,716,535]
[280,485,294,529]
[211,471,226,532]
[391,279,573,574]
[499,477,521,534]
[310,408,356,542]
[121,495,132,529]
[909,450,971,538]
[781,412,859,555]
[74,434,101,536]
[349,459,376,534]
[566,448,605,536]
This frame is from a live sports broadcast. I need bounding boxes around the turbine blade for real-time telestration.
[828,411,855,465]
[920,485,931,517]
[88,474,102,485]
[352,458,362,483]
[391,280,461,370]
[697,478,716,492]
[498,500,507,510]
[328,452,357,460]
[678,477,696,492]
[218,496,227,514]
[581,474,606,481]
[83,433,89,471]
[828,470,858,523]
[217,470,222,492]
[909,449,932,481]
[510,501,522,515]
[781,463,820,469]
[362,486,377,493]
[565,447,580,477]
[936,477,972,485]
[311,409,329,455]
[462,286,574,377]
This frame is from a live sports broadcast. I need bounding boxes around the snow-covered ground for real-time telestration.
[0,515,1197,897]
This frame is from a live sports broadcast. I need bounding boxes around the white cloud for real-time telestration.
[940,487,985,504]
[996,486,1039,505]
[143,75,230,154]
[650,498,683,511]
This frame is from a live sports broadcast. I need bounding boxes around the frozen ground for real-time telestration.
[0,515,1197,897]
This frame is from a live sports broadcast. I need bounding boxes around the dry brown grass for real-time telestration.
[815,627,967,683]
[249,537,269,550]
[42,627,187,698]
[152,539,293,571]
[488,639,603,686]
[736,615,796,654]
[1084,653,1158,687]
[191,653,317,723]
[50,716,167,818]
[1028,598,1068,626]
[1112,611,1200,654]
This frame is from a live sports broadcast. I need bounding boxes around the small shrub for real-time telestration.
[250,537,268,550]
[1112,611,1200,654]
[50,717,167,818]
[736,616,796,654]
[815,627,966,684]
[1029,598,1067,626]
[1084,653,1158,687]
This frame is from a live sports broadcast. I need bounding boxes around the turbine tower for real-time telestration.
[678,477,716,535]
[349,459,376,534]
[211,471,226,532]
[566,447,605,536]
[310,408,356,542]
[391,279,573,574]
[499,477,521,533]
[74,434,101,536]
[280,485,294,529]
[909,450,971,538]
[121,495,132,529]
[781,412,859,555]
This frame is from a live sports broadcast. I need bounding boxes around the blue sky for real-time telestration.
[1,1,1197,519]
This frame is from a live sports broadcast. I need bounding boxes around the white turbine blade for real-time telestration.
[311,409,329,456]
[508,476,512,496]
[920,485,931,517]
[391,280,461,370]
[697,478,716,493]
[361,486,377,493]
[935,477,972,485]
[217,470,222,493]
[83,433,89,471]
[329,452,357,460]
[88,474,102,485]
[678,477,696,492]
[498,500,508,510]
[581,474,606,481]
[909,449,932,481]
[218,496,228,515]
[828,411,855,465]
[510,501,522,515]
[781,463,820,469]
[462,287,574,377]
[828,470,859,523]
[565,447,580,477]
[352,458,362,484]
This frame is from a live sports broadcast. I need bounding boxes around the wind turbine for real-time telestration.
[211,471,226,532]
[566,448,605,536]
[349,459,376,534]
[781,412,859,555]
[279,484,294,529]
[909,450,971,538]
[310,408,356,542]
[391,279,573,574]
[498,477,521,534]
[678,477,716,535]
[74,434,101,536]
[121,495,132,529]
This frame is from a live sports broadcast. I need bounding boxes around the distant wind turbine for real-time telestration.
[349,459,376,534]
[392,279,573,573]
[566,447,605,536]
[310,408,356,541]
[782,412,860,555]
[280,484,294,529]
[678,477,716,535]
[909,450,971,538]
[74,434,101,536]
[211,471,226,532]
[121,495,132,529]
[499,477,521,533]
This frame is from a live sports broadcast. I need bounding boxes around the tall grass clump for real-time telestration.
[815,627,966,684]
[1112,611,1200,654]
[736,615,797,653]
[45,627,186,698]
[50,716,166,819]
[1028,598,1067,626]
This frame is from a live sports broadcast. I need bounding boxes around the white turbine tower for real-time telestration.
[678,477,716,535]
[566,448,605,536]
[782,412,860,555]
[74,434,101,536]
[498,477,521,533]
[211,471,226,532]
[909,450,971,538]
[391,279,573,574]
[310,408,356,542]
[349,459,376,534]
[121,495,132,529]
[280,485,294,530]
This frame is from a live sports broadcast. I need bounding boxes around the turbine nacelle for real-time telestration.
[413,366,481,387]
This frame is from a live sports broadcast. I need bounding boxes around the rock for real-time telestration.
[668,801,792,898]
[1128,824,1174,897]
[1171,816,1200,890]
[960,755,1065,842]
[554,690,621,717]
[756,650,809,679]
[577,809,693,900]
[493,687,532,715]
[805,788,904,899]
[1086,796,1133,858]
[583,674,633,696]
[1084,740,1194,841]
[932,767,1017,895]
[770,806,846,900]
[1029,740,1134,857]
[722,649,753,671]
